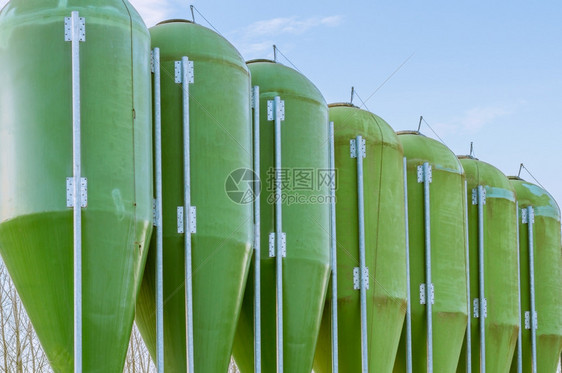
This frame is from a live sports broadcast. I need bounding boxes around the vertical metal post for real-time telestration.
[252,86,262,373]
[422,162,433,372]
[515,203,522,373]
[274,96,284,373]
[477,185,486,373]
[527,206,537,373]
[68,11,84,373]
[329,122,338,373]
[152,48,165,373]
[403,158,413,373]
[181,56,195,373]
[355,135,368,373]
[463,180,472,373]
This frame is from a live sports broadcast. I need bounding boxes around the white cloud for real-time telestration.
[230,14,343,60]
[429,105,511,138]
[245,15,343,37]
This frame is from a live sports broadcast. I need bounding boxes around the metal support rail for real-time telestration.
[151,47,165,373]
[463,180,471,372]
[252,86,262,373]
[329,122,338,372]
[66,11,85,373]
[352,135,368,372]
[404,158,413,373]
[515,203,522,373]
[477,185,486,372]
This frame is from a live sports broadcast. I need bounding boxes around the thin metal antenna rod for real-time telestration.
[273,45,278,62]
[350,87,355,105]
[152,47,165,373]
[252,86,262,373]
[417,116,423,132]
[190,5,195,23]
[329,122,339,372]
[518,163,524,178]
[470,142,474,157]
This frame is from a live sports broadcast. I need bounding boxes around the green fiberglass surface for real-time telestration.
[393,132,468,373]
[232,60,330,373]
[0,0,153,371]
[313,104,407,373]
[456,157,519,373]
[134,20,253,373]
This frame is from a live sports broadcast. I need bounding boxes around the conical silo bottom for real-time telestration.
[0,211,151,373]
[313,290,406,372]
[393,310,467,372]
[233,256,330,373]
[136,235,252,372]
[457,321,518,372]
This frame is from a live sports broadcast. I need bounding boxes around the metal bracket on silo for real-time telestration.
[353,267,369,290]
[350,138,366,159]
[268,232,286,257]
[524,311,538,329]
[472,188,486,205]
[267,99,285,121]
[521,208,534,224]
[175,60,194,84]
[419,283,434,304]
[66,177,88,208]
[177,206,197,234]
[417,164,432,183]
[65,11,86,372]
[473,298,488,318]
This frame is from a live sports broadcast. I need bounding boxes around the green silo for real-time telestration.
[394,132,468,373]
[0,1,153,371]
[509,177,562,373]
[312,104,407,372]
[134,20,253,373]
[456,157,519,373]
[232,60,331,373]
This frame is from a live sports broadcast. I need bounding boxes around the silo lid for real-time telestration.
[157,19,194,26]
[247,59,277,65]
[457,155,479,160]
[507,176,524,181]
[396,130,425,136]
[328,102,360,108]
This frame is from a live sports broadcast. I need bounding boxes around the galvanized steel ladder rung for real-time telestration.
[329,122,338,373]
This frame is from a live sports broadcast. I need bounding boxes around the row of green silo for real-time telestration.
[0,1,560,372]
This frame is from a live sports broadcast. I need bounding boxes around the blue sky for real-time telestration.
[2,0,561,207]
